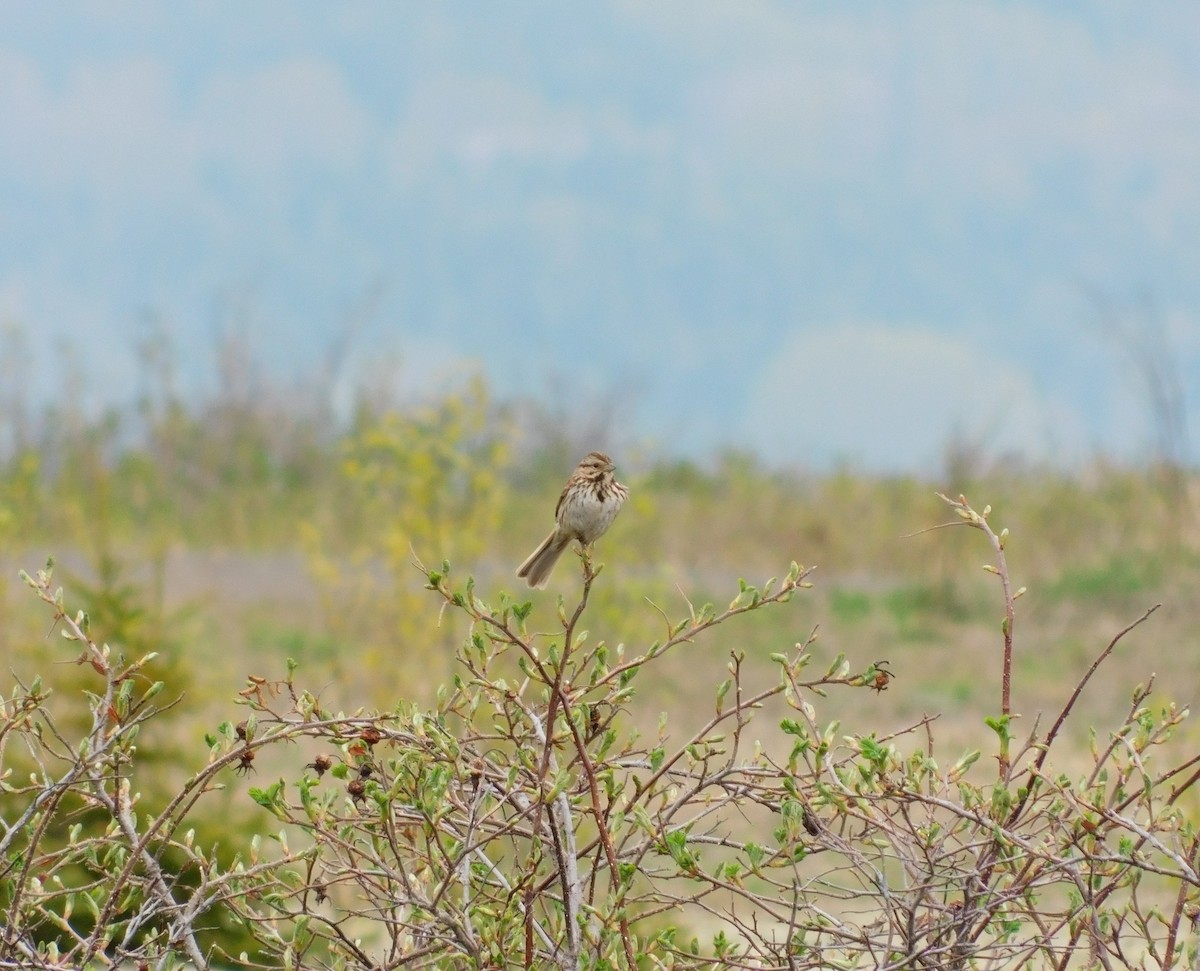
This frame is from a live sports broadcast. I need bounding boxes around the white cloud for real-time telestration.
[669,3,1200,235]
[0,53,186,198]
[0,49,371,201]
[195,58,370,175]
[746,324,1091,471]
[383,73,671,188]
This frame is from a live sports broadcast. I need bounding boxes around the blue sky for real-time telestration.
[2,2,1198,470]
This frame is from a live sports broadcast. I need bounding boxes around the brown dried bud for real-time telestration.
[802,806,822,836]
[870,660,895,693]
[234,748,256,776]
[347,778,367,803]
[307,754,334,777]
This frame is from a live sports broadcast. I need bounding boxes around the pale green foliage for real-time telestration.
[5,500,1200,969]
[302,377,512,696]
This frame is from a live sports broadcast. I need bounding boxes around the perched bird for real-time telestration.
[517,451,628,588]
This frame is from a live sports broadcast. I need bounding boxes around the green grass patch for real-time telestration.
[1045,556,1163,605]
[249,621,347,665]
[830,589,872,623]
[883,580,982,639]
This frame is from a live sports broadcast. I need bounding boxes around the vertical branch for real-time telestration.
[1163,835,1200,970]
[535,551,595,789]
[512,700,581,969]
[506,550,634,968]
[529,550,637,969]
[522,554,595,966]
[936,494,1021,778]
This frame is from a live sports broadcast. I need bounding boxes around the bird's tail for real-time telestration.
[517,529,571,588]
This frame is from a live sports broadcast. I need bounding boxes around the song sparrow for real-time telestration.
[517,451,629,588]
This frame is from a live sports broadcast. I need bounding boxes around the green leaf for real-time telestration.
[714,678,731,713]
[984,714,1013,744]
[249,779,288,820]
[595,728,617,760]
[949,750,981,781]
[780,719,807,738]
[665,829,697,870]
[744,842,765,869]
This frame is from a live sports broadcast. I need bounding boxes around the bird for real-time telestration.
[516,451,628,588]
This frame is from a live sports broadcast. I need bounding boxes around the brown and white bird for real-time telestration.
[516,451,628,588]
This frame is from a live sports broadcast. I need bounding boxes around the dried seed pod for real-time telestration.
[306,754,334,777]
[234,748,256,776]
[802,805,822,836]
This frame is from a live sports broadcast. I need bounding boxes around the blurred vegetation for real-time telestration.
[1,322,1198,964]
[0,331,1193,706]
[1,322,1196,720]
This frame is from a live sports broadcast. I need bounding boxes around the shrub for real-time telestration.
[1,496,1196,969]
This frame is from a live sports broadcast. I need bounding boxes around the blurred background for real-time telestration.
[1,2,1198,770]
[4,2,1199,468]
[5,5,1200,956]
